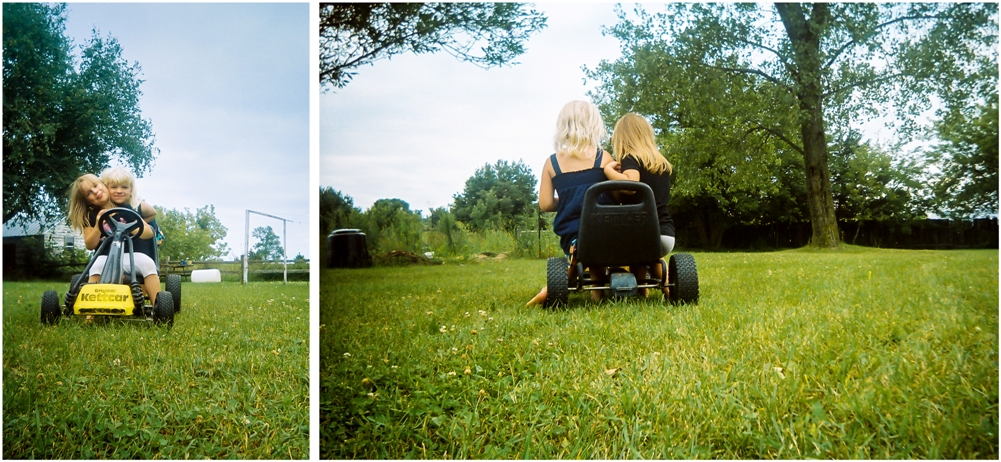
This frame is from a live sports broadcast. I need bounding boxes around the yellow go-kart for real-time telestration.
[41,208,175,327]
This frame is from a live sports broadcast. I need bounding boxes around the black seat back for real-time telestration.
[131,219,160,266]
[576,180,661,268]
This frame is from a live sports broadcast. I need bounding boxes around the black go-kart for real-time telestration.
[41,207,181,327]
[543,180,699,308]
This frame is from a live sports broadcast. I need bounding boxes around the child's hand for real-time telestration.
[604,161,621,175]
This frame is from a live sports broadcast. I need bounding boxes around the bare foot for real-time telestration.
[526,286,548,306]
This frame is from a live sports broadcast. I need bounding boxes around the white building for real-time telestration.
[3,217,86,273]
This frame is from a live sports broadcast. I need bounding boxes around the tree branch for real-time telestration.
[823,14,946,70]
[823,72,907,99]
[745,123,805,156]
[709,65,787,87]
[735,37,793,68]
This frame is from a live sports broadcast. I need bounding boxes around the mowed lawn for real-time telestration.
[3,281,310,459]
[320,248,998,459]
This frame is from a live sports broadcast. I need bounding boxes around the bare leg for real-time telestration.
[589,266,606,301]
[145,274,161,305]
[526,286,548,306]
[653,259,669,299]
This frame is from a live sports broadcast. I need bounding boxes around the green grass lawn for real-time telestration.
[320,247,998,459]
[3,281,310,459]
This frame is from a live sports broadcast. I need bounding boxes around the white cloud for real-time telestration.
[320,3,627,215]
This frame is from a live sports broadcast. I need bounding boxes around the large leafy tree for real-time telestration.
[589,3,997,248]
[590,49,808,248]
[3,3,157,225]
[320,2,547,89]
[452,159,537,233]
[158,205,230,261]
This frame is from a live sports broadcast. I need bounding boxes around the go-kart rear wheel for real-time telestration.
[41,290,61,325]
[152,291,174,327]
[668,253,699,305]
[543,257,569,309]
[165,274,182,313]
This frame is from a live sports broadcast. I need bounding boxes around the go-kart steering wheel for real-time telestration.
[97,207,146,238]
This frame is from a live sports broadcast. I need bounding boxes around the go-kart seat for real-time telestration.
[575,180,663,269]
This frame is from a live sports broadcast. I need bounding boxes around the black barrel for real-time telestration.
[327,229,372,268]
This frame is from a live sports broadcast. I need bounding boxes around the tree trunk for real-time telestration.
[799,93,840,248]
[776,3,840,248]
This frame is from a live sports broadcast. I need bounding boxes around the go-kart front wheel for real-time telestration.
[152,291,174,327]
[41,290,61,325]
[544,257,569,309]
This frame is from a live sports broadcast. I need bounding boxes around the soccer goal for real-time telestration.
[243,209,291,284]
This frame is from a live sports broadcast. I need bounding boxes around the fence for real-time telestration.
[160,259,309,282]
[680,218,999,251]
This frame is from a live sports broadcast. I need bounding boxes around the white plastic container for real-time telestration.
[190,269,221,283]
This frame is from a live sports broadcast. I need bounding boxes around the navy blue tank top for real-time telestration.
[551,149,607,255]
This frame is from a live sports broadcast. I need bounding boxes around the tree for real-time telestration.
[366,198,415,231]
[320,3,547,89]
[589,3,997,247]
[429,206,461,255]
[3,3,157,225]
[829,130,926,243]
[589,39,808,249]
[349,198,425,254]
[451,159,537,232]
[319,187,361,237]
[250,226,284,262]
[158,205,230,261]
[928,97,998,218]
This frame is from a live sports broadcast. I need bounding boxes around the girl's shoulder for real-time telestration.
[620,153,644,169]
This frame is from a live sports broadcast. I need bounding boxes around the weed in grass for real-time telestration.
[320,249,998,459]
[3,281,309,459]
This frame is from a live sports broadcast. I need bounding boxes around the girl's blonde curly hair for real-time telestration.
[611,113,672,175]
[553,100,607,160]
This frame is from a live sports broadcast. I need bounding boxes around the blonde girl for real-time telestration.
[67,174,162,304]
[528,100,614,305]
[100,166,157,222]
[539,100,613,254]
[603,113,676,296]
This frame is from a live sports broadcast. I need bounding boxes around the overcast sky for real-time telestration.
[63,3,310,260]
[320,3,630,216]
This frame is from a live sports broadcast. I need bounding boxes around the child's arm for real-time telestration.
[603,161,640,182]
[539,158,558,212]
[136,220,153,239]
[83,222,104,250]
[139,201,157,222]
[83,209,111,250]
